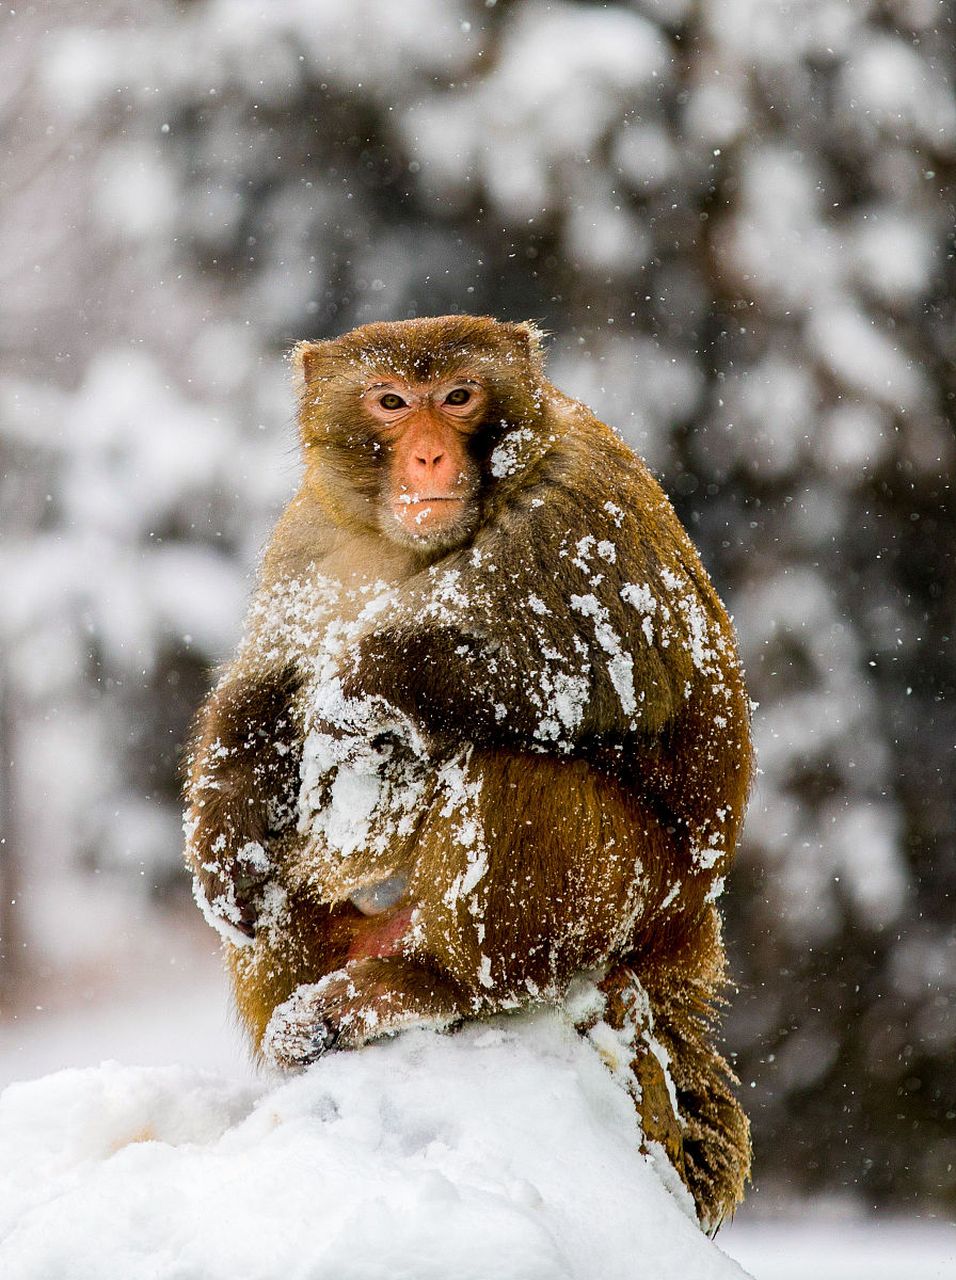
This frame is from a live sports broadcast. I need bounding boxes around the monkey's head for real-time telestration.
[292,316,548,553]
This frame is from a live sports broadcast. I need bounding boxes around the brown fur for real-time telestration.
[184,315,754,1228]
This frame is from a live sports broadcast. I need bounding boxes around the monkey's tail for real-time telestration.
[597,908,751,1233]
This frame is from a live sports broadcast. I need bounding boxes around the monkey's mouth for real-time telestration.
[392,495,467,529]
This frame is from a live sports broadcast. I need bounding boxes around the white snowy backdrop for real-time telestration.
[1,0,954,1250]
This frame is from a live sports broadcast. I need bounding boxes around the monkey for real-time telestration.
[183,315,754,1229]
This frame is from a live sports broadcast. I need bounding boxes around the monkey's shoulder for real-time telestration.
[261,490,336,580]
[500,407,695,590]
[478,404,740,698]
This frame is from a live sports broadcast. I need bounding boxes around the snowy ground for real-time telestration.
[1,944,952,1280]
[722,1218,956,1280]
[1,1010,747,1280]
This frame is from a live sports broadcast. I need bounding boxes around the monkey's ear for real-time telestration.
[505,321,548,373]
[289,340,335,398]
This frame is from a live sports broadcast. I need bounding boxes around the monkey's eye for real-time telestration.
[379,392,407,411]
[445,388,472,406]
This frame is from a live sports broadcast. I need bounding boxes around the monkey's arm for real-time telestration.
[262,958,467,1067]
[184,664,302,938]
[341,489,695,750]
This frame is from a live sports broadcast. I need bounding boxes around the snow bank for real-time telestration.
[0,1011,749,1280]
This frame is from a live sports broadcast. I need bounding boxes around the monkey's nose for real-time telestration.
[414,451,445,470]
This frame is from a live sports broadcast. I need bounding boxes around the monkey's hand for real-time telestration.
[188,836,271,945]
[340,625,514,741]
[261,958,464,1070]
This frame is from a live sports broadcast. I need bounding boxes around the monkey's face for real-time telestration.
[361,376,486,550]
[294,316,550,553]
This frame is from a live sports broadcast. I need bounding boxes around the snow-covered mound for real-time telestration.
[0,1011,750,1280]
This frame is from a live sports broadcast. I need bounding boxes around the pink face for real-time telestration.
[362,377,488,544]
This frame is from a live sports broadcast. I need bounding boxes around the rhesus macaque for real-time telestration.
[184,315,753,1228]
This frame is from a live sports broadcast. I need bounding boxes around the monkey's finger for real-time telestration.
[233,869,268,897]
[232,914,256,940]
[214,881,257,937]
[301,1023,340,1064]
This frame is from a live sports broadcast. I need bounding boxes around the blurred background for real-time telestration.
[1,0,954,1263]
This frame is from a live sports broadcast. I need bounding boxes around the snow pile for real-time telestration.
[0,1012,749,1280]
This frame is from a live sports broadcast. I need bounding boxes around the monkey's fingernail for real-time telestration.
[320,1023,341,1052]
[302,1022,339,1063]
